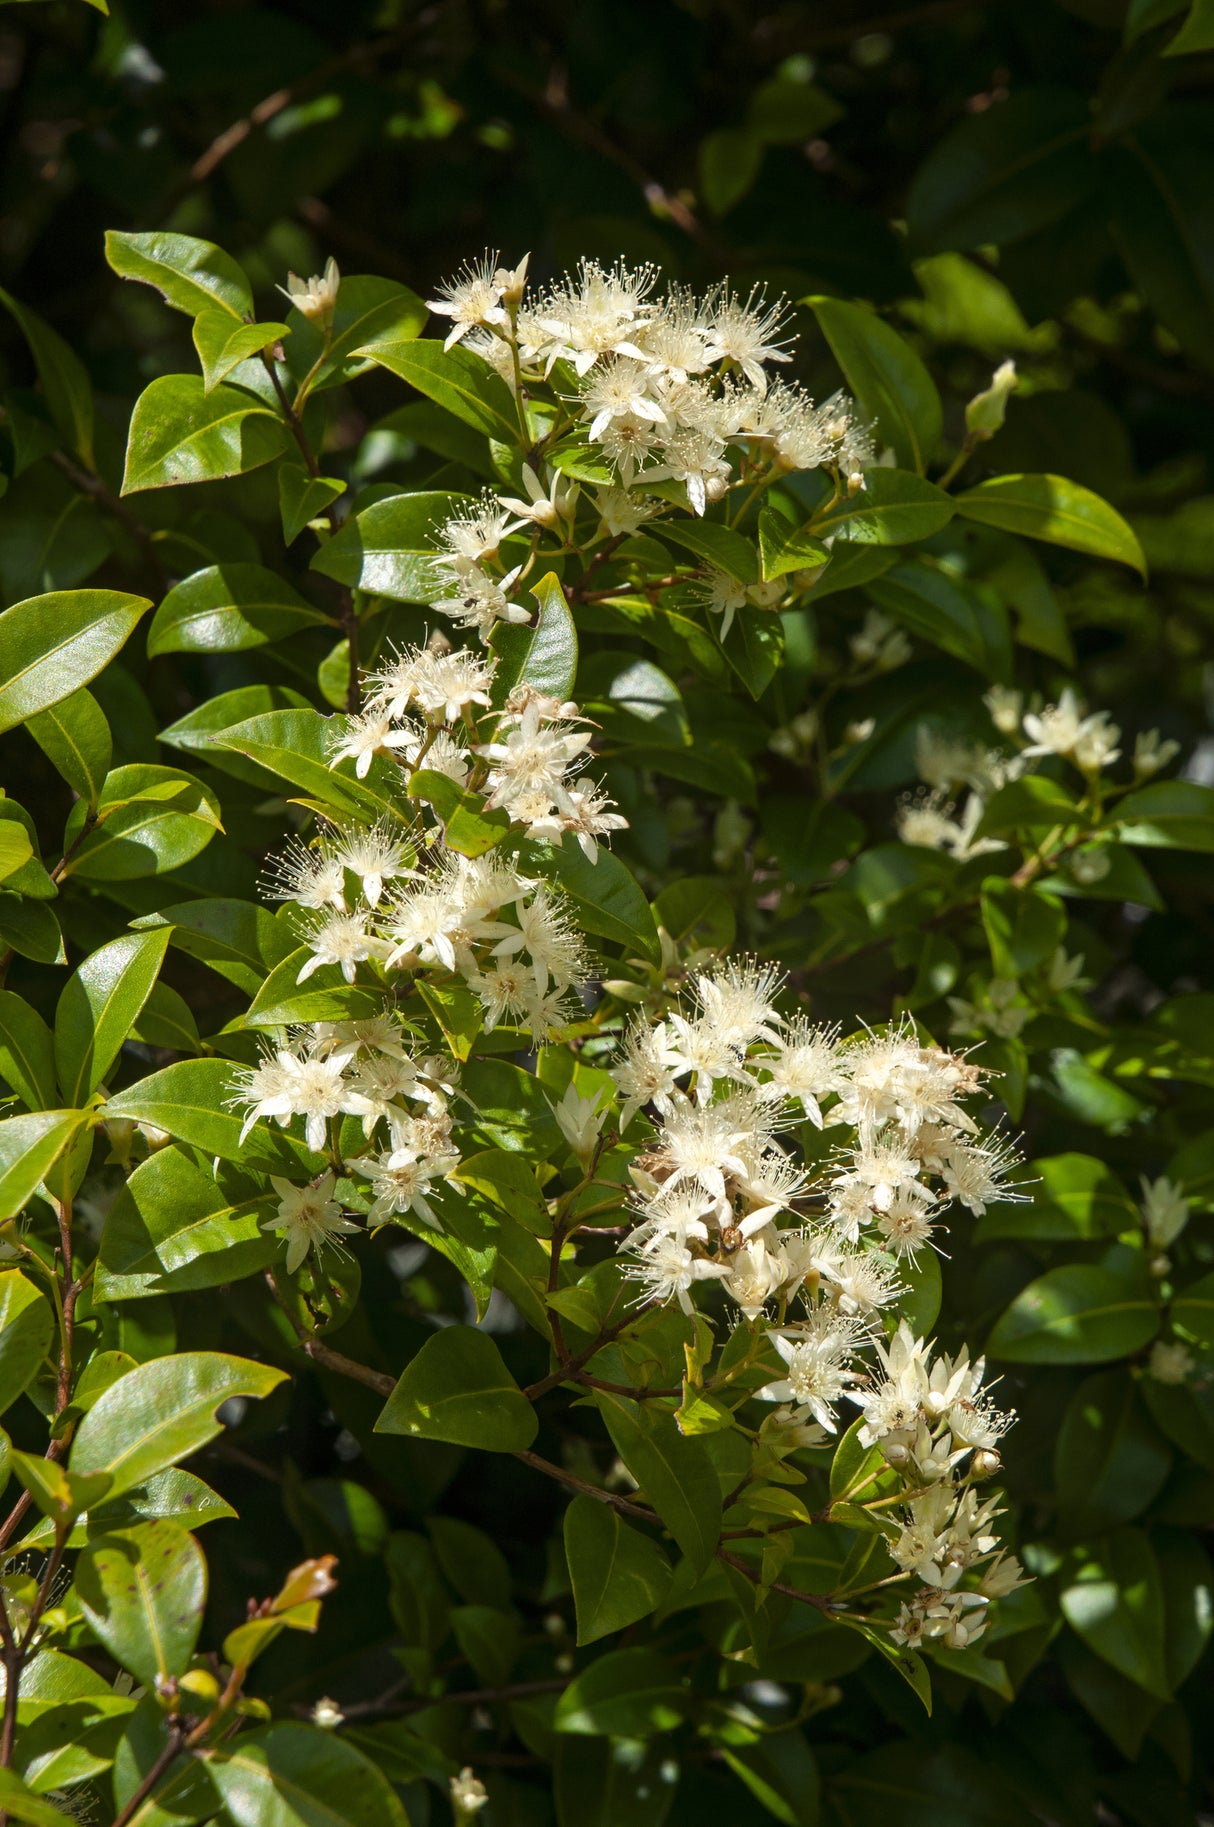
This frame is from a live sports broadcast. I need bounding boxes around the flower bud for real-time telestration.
[965,359,1018,439]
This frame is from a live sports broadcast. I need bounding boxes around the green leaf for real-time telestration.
[25,688,112,810]
[0,590,151,735]
[208,1725,410,1827]
[830,1744,1035,1826]
[515,834,661,964]
[242,945,383,1030]
[720,1729,821,1827]
[0,1769,76,1825]
[1115,780,1214,851]
[654,519,758,583]
[0,1110,89,1221]
[597,1394,722,1575]
[96,1145,277,1301]
[553,1737,681,1827]
[0,992,57,1112]
[122,376,289,494]
[1054,1371,1172,1540]
[974,773,1081,836]
[554,1647,690,1737]
[352,336,520,440]
[811,468,954,545]
[0,826,32,886]
[1172,1268,1214,1345]
[651,875,736,952]
[408,771,511,857]
[0,287,94,464]
[868,561,1011,677]
[490,571,579,706]
[63,765,222,882]
[76,1521,206,1688]
[130,981,202,1055]
[906,87,1096,252]
[980,879,1066,976]
[191,312,289,393]
[0,899,65,969]
[987,1262,1159,1364]
[1163,0,1214,51]
[54,930,169,1106]
[209,707,407,826]
[563,1494,673,1646]
[0,1269,54,1413]
[105,230,254,321]
[101,1059,317,1173]
[976,1153,1136,1243]
[70,1351,287,1499]
[129,900,296,999]
[954,474,1146,577]
[11,1453,112,1525]
[1060,1527,1170,1700]
[700,127,764,216]
[375,1324,538,1451]
[279,464,346,546]
[289,275,428,393]
[148,563,330,656]
[1107,122,1214,371]
[810,296,942,474]
[311,489,469,600]
[757,502,829,582]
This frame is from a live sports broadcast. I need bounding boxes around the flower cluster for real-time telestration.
[610,964,1024,1630]
[418,253,876,644]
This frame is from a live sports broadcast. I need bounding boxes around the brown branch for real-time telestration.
[110,1723,187,1827]
[514,1448,661,1526]
[264,1270,395,1396]
[49,449,170,595]
[716,1546,834,1614]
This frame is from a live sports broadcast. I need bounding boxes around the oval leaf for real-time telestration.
[375,1324,537,1451]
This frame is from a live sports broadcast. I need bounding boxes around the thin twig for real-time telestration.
[514,1449,661,1526]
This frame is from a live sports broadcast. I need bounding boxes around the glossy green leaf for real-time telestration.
[1115,780,1214,850]
[0,287,93,464]
[564,1494,673,1646]
[553,1736,680,1827]
[353,336,520,440]
[129,900,297,999]
[811,468,954,545]
[955,474,1146,576]
[311,488,469,599]
[376,1324,537,1451]
[148,562,330,656]
[0,1769,76,1825]
[191,312,289,393]
[655,519,758,583]
[101,1059,317,1173]
[906,88,1096,252]
[721,1730,821,1827]
[868,560,1011,677]
[976,1153,1136,1243]
[70,1350,287,1499]
[1060,1527,1170,1700]
[122,376,289,494]
[981,879,1066,976]
[0,590,151,734]
[62,765,222,882]
[241,946,383,1029]
[0,992,57,1112]
[0,825,32,885]
[25,688,112,809]
[0,1269,54,1413]
[209,707,407,824]
[0,1110,89,1221]
[208,1723,410,1827]
[597,1394,722,1575]
[811,295,942,473]
[554,1647,690,1737]
[987,1262,1159,1364]
[0,899,65,969]
[408,771,511,856]
[105,230,254,321]
[1054,1370,1173,1539]
[1173,1268,1214,1345]
[490,571,579,706]
[96,1145,277,1301]
[54,929,169,1106]
[279,464,346,546]
[76,1521,206,1688]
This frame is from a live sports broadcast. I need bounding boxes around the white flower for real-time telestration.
[983,684,1022,736]
[263,838,349,912]
[349,1144,459,1229]
[552,1083,611,1165]
[702,286,792,392]
[1140,1175,1189,1248]
[1134,728,1180,776]
[498,462,577,531]
[940,1133,1026,1216]
[296,911,390,984]
[327,708,412,778]
[279,257,340,325]
[594,486,658,537]
[1147,1339,1194,1384]
[624,1230,731,1313]
[368,645,494,724]
[426,253,509,350]
[330,822,417,908]
[762,1017,843,1127]
[450,1767,490,1821]
[758,1311,865,1432]
[264,1173,359,1274]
